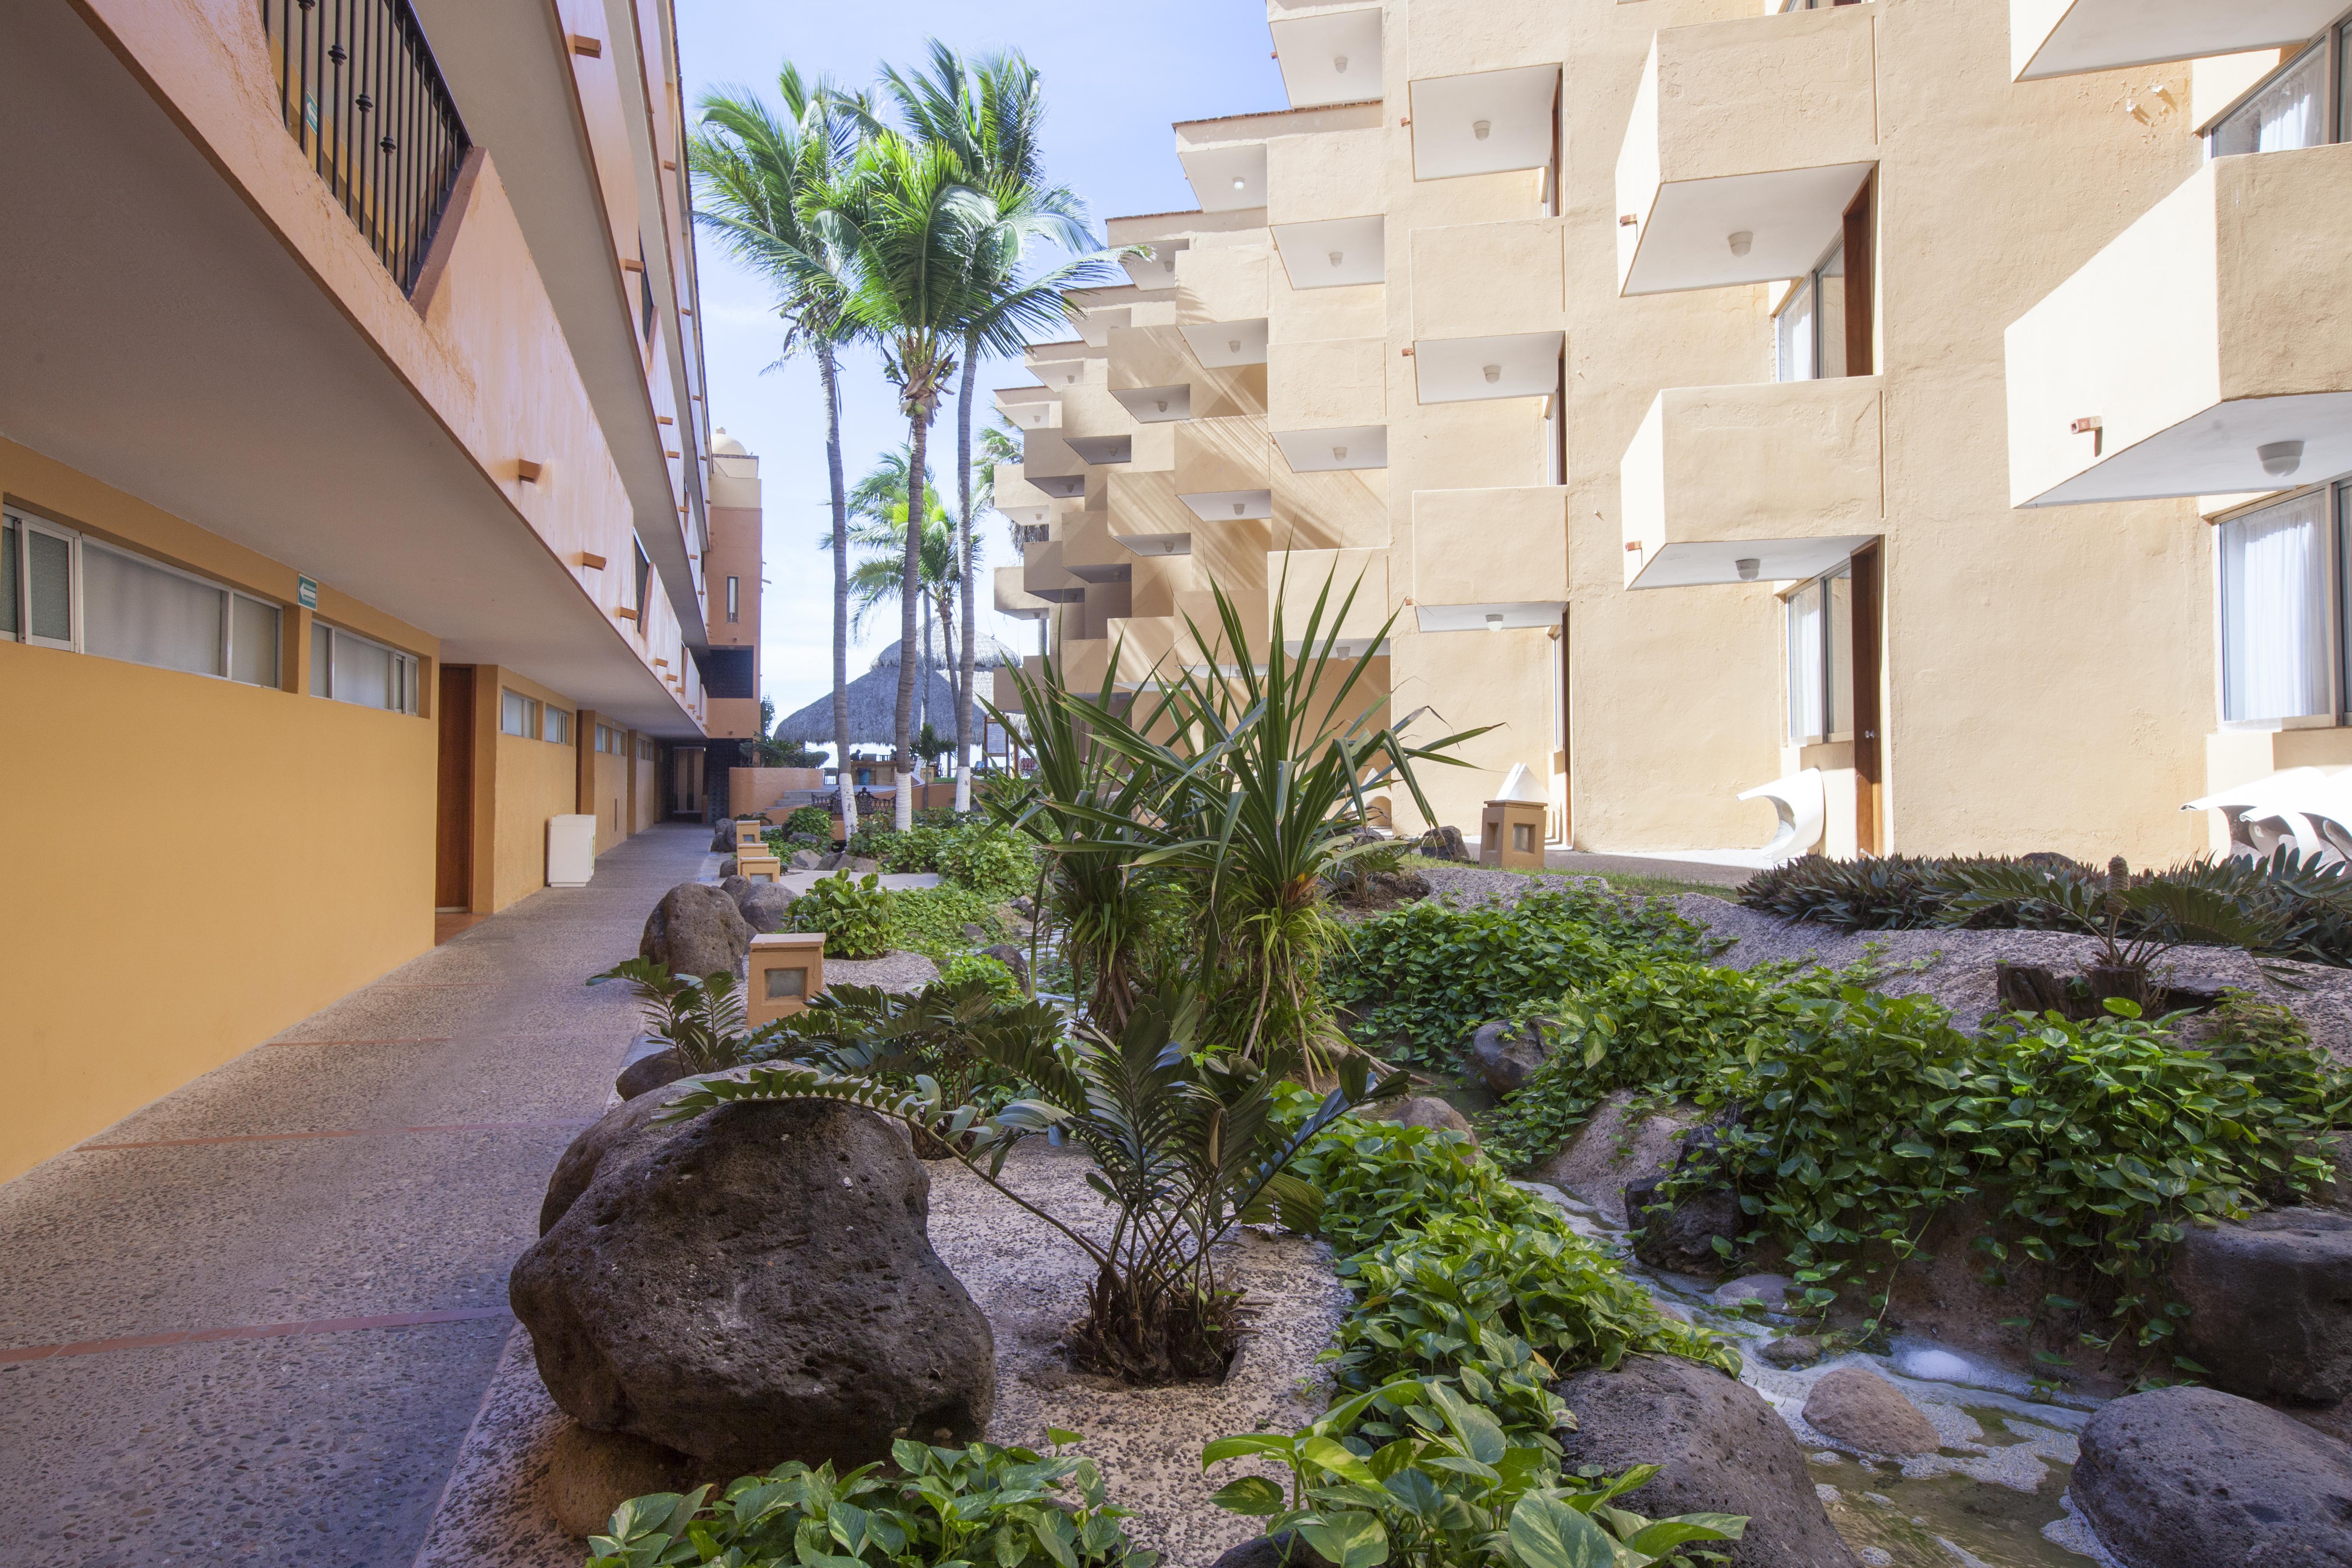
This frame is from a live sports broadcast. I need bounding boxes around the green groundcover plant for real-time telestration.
[1325,889,1720,1067]
[586,1434,1159,1568]
[887,884,1011,964]
[782,804,834,839]
[1658,987,2352,1362]
[790,873,895,959]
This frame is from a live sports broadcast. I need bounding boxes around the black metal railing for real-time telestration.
[261,0,469,294]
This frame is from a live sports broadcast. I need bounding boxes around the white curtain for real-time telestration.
[82,542,223,676]
[1788,584,1826,740]
[2215,45,2325,156]
[1775,276,1816,383]
[2220,493,2329,721]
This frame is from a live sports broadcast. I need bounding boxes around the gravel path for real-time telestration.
[0,823,713,1568]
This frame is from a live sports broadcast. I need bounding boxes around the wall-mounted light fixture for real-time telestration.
[1485,613,1503,633]
[1482,365,1501,384]
[1332,445,1348,461]
[1232,176,1246,191]
[1472,119,1491,140]
[1227,339,1241,353]
[1735,558,1761,581]
[1232,502,1246,516]
[2261,440,2306,478]
[1334,54,1348,73]
[1328,250,1344,267]
[1727,231,1753,257]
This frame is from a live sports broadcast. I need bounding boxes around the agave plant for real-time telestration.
[591,958,753,1074]
[659,989,1409,1384]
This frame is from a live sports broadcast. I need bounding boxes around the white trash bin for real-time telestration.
[547,814,597,887]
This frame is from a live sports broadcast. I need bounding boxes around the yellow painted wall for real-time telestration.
[487,667,587,911]
[0,643,435,1183]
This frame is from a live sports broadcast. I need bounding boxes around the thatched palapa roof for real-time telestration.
[770,633,1022,747]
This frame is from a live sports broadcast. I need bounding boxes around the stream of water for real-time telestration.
[1521,1182,2120,1568]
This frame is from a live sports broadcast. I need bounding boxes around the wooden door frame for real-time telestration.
[1849,542,1885,854]
[434,665,475,909]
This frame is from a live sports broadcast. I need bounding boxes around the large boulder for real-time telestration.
[2070,1384,2352,1568]
[982,943,1031,989]
[1555,1354,1861,1568]
[511,1099,995,1475]
[710,822,738,852]
[2170,1207,2352,1405]
[1208,1535,1336,1568]
[538,1090,683,1235]
[613,1047,690,1103]
[1467,1019,1548,1095]
[1360,1096,1476,1141]
[1801,1367,1941,1457]
[1530,1092,1700,1224]
[1419,825,1470,862]
[734,882,793,934]
[640,882,752,979]
[788,849,824,871]
[1625,1174,1740,1275]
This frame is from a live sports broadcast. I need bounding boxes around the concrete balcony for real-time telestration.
[1021,537,1087,602]
[2006,146,2352,507]
[1409,487,1568,632]
[1614,5,1877,297]
[1024,338,1102,391]
[994,386,1061,432]
[1408,65,1559,181]
[2011,0,2342,81]
[1108,325,1268,421]
[1271,216,1385,291]
[1268,127,1386,227]
[995,565,1053,621]
[1272,6,1383,109]
[1621,378,1882,589]
[1410,220,1563,341]
[1414,333,1563,406]
[1176,101,1382,215]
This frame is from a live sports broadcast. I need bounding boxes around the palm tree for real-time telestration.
[690,68,867,833]
[823,448,977,745]
[875,43,1127,813]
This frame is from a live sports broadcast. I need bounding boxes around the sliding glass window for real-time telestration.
[2209,10,2352,157]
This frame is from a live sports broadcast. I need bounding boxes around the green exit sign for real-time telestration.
[296,575,318,610]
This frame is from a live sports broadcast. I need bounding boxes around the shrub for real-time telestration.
[781,804,832,838]
[788,872,894,959]
[1326,888,1719,1066]
[888,884,1010,964]
[937,952,1022,1005]
[586,1435,1159,1568]
[1736,853,1952,929]
[1670,985,2352,1358]
[869,816,1037,899]
[1479,956,1831,1170]
[588,958,754,1073]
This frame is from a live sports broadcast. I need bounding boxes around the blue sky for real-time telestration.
[674,0,1287,734]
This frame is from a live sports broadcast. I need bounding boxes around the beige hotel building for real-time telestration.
[993,0,2352,871]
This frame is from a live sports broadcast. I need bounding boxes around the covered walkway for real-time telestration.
[0,824,708,1566]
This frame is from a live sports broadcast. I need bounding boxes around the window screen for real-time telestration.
[2220,491,2330,721]
[230,595,280,688]
[82,542,224,677]
[26,527,73,644]
[1,518,17,639]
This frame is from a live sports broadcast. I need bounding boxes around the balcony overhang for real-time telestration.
[1032,474,1088,499]
[1077,306,1133,348]
[1111,386,1193,423]
[1122,240,1187,288]
[1615,7,1878,297]
[1275,426,1388,472]
[994,565,1053,620]
[1409,65,1559,180]
[1179,143,1269,212]
[1629,538,1872,591]
[1271,217,1386,289]
[1114,532,1193,558]
[1066,435,1134,466]
[1180,490,1276,521]
[994,386,1061,430]
[2012,0,2341,82]
[1181,319,1271,367]
[1273,8,1384,108]
[1414,332,1563,404]
[2005,147,2352,507]
[1069,562,1132,585]
[1620,379,1884,584]
[1413,601,1565,633]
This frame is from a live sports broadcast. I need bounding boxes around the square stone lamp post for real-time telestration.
[1479,763,1551,871]
[746,932,826,1028]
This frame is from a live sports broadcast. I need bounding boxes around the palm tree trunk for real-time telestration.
[895,410,928,831]
[953,338,980,815]
[821,344,856,838]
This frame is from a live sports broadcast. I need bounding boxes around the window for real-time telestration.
[595,722,618,754]
[3,509,282,685]
[1785,566,1854,744]
[2209,10,2352,158]
[546,707,572,746]
[633,538,652,628]
[312,622,418,712]
[500,688,541,738]
[1774,242,1847,383]
[726,575,739,622]
[2218,488,2334,722]
[639,737,654,761]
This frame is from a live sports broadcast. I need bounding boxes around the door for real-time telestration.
[435,665,474,907]
[1849,544,1884,854]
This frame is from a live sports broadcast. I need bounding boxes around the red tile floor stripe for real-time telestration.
[0,1307,511,1364]
[77,1119,592,1152]
[263,1037,455,1047]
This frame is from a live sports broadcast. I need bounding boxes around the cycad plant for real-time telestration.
[591,959,753,1074]
[661,990,1409,1384]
